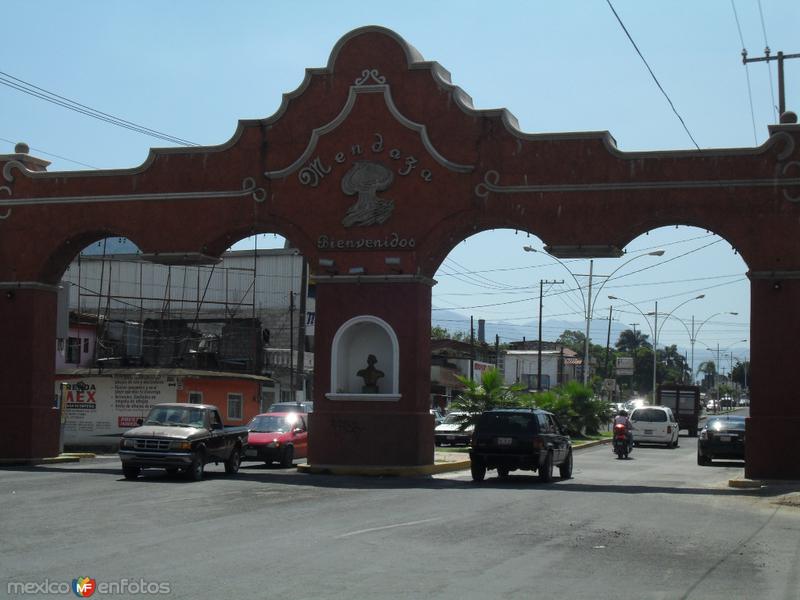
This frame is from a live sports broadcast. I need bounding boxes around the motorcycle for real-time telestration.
[612,423,632,459]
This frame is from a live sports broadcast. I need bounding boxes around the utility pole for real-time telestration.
[537,279,562,391]
[583,260,594,386]
[469,315,475,381]
[742,48,800,116]
[289,291,295,398]
[494,334,500,370]
[604,305,613,377]
[296,258,308,400]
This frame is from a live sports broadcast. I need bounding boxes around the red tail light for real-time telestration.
[667,426,672,434]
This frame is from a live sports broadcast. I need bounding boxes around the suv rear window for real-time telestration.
[476,412,538,434]
[632,408,667,422]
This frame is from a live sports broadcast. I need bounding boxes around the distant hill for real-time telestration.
[432,308,628,346]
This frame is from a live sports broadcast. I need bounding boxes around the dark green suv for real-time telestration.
[469,408,573,482]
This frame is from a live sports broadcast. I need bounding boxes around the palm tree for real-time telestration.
[615,329,652,353]
[450,368,525,429]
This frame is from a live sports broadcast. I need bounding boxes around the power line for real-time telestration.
[0,136,100,170]
[730,0,759,145]
[605,0,701,150]
[756,0,778,120]
[0,70,199,147]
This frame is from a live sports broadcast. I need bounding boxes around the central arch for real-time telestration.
[1,26,799,478]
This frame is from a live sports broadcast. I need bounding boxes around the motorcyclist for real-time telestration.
[613,409,633,449]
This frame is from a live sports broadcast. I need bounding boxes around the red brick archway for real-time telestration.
[2,26,799,478]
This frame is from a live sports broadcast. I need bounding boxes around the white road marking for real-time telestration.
[338,518,440,538]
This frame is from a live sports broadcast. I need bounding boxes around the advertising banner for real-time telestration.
[55,374,178,447]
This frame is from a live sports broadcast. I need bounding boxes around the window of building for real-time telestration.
[227,393,243,420]
[65,337,81,364]
[280,390,294,403]
[82,338,89,353]
[188,392,203,404]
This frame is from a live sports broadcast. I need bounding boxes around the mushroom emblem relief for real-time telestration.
[341,161,395,227]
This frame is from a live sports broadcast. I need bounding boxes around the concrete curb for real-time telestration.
[729,478,762,489]
[0,452,95,466]
[298,438,612,477]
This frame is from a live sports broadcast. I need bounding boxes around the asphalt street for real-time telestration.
[2,431,800,600]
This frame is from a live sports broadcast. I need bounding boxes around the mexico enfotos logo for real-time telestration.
[7,577,171,596]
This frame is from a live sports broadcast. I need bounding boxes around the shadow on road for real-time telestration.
[5,460,795,499]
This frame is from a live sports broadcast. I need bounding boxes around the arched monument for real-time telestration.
[1,26,799,477]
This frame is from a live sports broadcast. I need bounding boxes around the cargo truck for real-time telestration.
[656,384,702,437]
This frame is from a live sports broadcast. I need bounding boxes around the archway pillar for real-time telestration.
[746,274,800,479]
[308,275,434,467]
[0,286,60,459]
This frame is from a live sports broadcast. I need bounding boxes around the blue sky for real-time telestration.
[4,0,796,369]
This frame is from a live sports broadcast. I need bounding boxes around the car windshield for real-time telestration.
[442,413,465,425]
[707,417,746,431]
[144,406,205,428]
[631,408,667,422]
[477,412,536,434]
[248,415,297,433]
[269,403,306,413]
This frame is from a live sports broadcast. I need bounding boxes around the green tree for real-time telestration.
[557,330,585,354]
[531,381,610,435]
[615,329,651,353]
[731,360,750,389]
[450,368,525,429]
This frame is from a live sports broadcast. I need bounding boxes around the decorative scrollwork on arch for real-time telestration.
[242,177,266,203]
[354,69,387,86]
[0,185,12,220]
[474,170,501,199]
[782,161,800,202]
[2,160,25,183]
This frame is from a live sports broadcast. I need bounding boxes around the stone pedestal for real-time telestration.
[308,275,434,466]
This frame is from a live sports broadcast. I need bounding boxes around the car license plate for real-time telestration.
[245,449,258,457]
[719,435,731,442]
[644,429,653,435]
[496,437,512,446]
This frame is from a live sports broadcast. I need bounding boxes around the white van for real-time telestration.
[630,406,679,448]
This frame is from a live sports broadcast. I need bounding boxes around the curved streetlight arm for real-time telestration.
[694,311,738,342]
[607,295,654,337]
[653,295,705,340]
[523,246,586,314]
[590,250,665,318]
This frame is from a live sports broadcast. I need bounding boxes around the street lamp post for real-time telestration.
[609,293,704,402]
[524,246,664,386]
[653,311,736,384]
[704,339,747,404]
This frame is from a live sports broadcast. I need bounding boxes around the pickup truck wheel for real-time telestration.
[497,466,510,479]
[122,465,140,480]
[559,450,573,480]
[225,447,241,474]
[188,452,205,481]
[470,459,486,483]
[539,451,554,483]
[280,446,294,468]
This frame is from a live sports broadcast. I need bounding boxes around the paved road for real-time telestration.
[2,431,799,599]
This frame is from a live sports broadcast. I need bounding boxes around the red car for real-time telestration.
[244,412,308,467]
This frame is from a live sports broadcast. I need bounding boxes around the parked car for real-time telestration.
[434,411,473,446]
[118,403,247,481]
[738,396,750,407]
[469,408,572,483]
[269,401,313,413]
[705,398,720,412]
[430,409,445,425]
[244,412,308,467]
[629,406,679,448]
[697,415,746,465]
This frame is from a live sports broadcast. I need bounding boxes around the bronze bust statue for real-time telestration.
[357,354,385,393]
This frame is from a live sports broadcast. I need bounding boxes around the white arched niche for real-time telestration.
[326,315,401,401]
